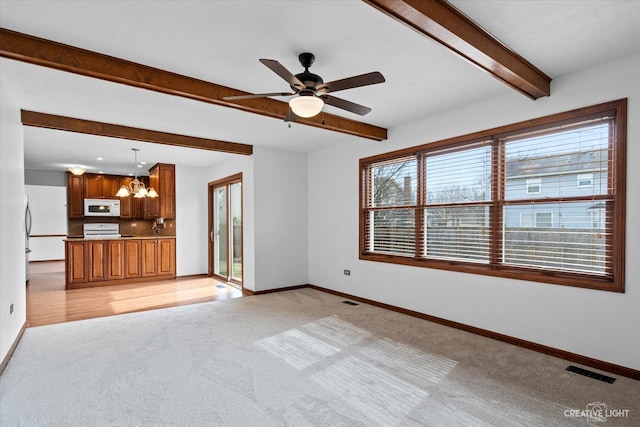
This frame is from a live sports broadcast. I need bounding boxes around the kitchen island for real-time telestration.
[64,236,176,289]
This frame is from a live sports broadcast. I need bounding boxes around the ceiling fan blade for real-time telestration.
[316,71,385,94]
[321,95,372,116]
[259,59,306,90]
[223,92,294,101]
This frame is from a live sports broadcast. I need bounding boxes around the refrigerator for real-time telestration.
[25,193,32,284]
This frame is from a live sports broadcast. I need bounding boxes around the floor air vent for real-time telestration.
[342,300,359,306]
[566,365,616,383]
[215,284,226,289]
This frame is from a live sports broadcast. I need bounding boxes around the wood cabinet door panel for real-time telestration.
[141,239,158,277]
[124,240,142,278]
[159,165,176,219]
[67,173,84,219]
[84,174,103,198]
[88,240,107,282]
[157,238,176,276]
[66,241,87,283]
[103,176,119,199]
[107,240,125,280]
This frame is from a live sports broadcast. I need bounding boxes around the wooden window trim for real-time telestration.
[359,99,626,292]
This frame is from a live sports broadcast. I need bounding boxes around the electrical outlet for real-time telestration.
[10,303,14,314]
[344,269,351,276]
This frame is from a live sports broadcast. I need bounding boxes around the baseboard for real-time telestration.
[251,284,309,296]
[0,321,27,377]
[176,273,208,280]
[306,285,640,381]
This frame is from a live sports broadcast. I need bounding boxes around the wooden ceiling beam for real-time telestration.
[21,110,254,156]
[363,0,551,99]
[1,28,387,141]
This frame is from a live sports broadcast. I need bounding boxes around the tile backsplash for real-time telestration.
[68,218,176,237]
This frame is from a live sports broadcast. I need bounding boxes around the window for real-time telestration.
[577,173,594,187]
[360,99,626,292]
[526,178,541,194]
[520,212,552,228]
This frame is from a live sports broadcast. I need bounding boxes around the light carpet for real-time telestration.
[1,288,638,426]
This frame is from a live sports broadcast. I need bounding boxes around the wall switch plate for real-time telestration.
[344,269,351,276]
[10,303,14,314]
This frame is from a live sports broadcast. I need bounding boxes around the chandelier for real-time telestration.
[115,148,158,198]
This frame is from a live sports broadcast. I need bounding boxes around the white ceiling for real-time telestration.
[1,0,639,176]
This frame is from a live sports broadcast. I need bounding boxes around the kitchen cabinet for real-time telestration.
[141,237,175,277]
[157,238,176,276]
[118,177,146,219]
[124,239,141,278]
[67,172,85,219]
[146,163,175,219]
[141,239,158,277]
[84,173,119,199]
[107,240,125,280]
[66,167,173,219]
[88,240,107,282]
[65,240,87,284]
[65,237,175,289]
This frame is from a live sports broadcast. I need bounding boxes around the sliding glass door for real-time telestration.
[209,174,242,285]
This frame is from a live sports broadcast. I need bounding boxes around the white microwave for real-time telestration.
[84,198,121,217]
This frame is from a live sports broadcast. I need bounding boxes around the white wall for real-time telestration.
[175,165,208,276]
[308,53,640,371]
[253,146,308,291]
[203,147,309,292]
[0,67,27,363]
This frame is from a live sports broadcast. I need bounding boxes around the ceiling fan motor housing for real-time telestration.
[294,53,323,91]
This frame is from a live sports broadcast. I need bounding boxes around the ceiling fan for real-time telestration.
[223,52,385,118]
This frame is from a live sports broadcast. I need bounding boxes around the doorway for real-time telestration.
[208,173,242,286]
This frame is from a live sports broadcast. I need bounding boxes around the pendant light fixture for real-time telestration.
[115,148,158,198]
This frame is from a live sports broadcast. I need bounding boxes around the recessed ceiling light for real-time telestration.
[97,157,103,161]
[137,164,142,168]
[140,161,147,165]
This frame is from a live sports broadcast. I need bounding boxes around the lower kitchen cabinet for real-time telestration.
[124,239,141,278]
[157,238,176,276]
[141,238,176,277]
[88,240,108,282]
[65,238,175,289]
[107,240,125,280]
[141,239,158,277]
[66,240,87,284]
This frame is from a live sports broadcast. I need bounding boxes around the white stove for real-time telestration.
[83,223,121,239]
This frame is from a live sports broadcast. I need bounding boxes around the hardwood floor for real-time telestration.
[26,261,244,327]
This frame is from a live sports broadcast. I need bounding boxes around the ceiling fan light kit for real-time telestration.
[289,93,324,118]
[223,52,385,119]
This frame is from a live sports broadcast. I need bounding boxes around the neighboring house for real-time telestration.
[504,149,608,229]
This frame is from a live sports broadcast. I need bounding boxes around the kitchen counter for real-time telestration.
[65,235,176,241]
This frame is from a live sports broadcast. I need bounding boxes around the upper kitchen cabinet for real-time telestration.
[118,176,147,219]
[146,164,175,219]
[67,172,85,219]
[84,173,120,199]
